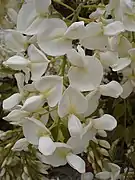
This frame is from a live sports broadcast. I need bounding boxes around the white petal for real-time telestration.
[99,81,123,98]
[23,117,49,145]
[38,136,56,156]
[84,90,100,117]
[24,17,49,35]
[34,0,51,14]
[30,63,48,80]
[109,36,132,58]
[96,171,111,180]
[81,172,94,180]
[3,109,29,122]
[3,56,28,70]
[35,75,63,107]
[67,136,89,154]
[38,33,72,56]
[80,35,109,51]
[64,21,85,39]
[123,14,135,32]
[108,163,120,179]
[111,57,131,71]
[66,153,85,173]
[17,1,37,33]
[68,56,103,91]
[84,22,103,37]
[104,21,125,36]
[120,80,133,99]
[4,30,27,52]
[28,44,49,63]
[93,114,117,131]
[12,138,29,151]
[3,93,22,110]
[66,49,84,67]
[100,51,118,68]
[58,86,88,118]
[21,95,45,112]
[68,114,83,136]
[37,18,72,56]
[15,73,25,93]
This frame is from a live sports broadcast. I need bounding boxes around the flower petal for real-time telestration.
[34,75,63,107]
[80,35,109,51]
[37,18,72,56]
[38,136,56,156]
[23,117,49,145]
[4,30,27,52]
[95,171,111,180]
[84,90,100,117]
[66,49,84,67]
[21,95,45,112]
[111,57,131,71]
[3,109,29,122]
[120,80,133,99]
[68,114,83,137]
[28,44,50,80]
[66,153,85,173]
[58,86,88,118]
[34,0,51,14]
[104,21,125,36]
[3,56,28,70]
[100,51,118,68]
[68,56,103,91]
[99,81,123,98]
[17,1,37,33]
[64,21,85,39]
[12,138,29,151]
[93,114,117,131]
[81,172,94,180]
[3,93,22,110]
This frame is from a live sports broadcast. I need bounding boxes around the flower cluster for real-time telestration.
[2,0,135,179]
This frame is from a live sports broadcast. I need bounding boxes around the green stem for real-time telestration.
[60,55,66,76]
[72,3,83,22]
[52,0,74,12]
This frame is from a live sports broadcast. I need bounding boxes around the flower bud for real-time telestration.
[98,148,109,156]
[98,140,110,149]
[0,168,6,177]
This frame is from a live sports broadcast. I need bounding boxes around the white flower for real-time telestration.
[37,142,85,173]
[67,46,103,91]
[107,0,135,31]
[96,163,120,180]
[17,0,51,35]
[23,117,56,156]
[38,20,85,56]
[80,21,125,51]
[12,138,29,151]
[58,86,88,118]
[109,35,132,58]
[3,73,25,110]
[22,75,63,112]
[4,30,27,53]
[3,44,49,80]
[99,51,131,71]
[84,81,123,117]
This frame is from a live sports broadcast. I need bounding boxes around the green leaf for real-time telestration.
[113,104,125,119]
[131,152,135,168]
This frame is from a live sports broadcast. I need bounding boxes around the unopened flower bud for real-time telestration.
[98,147,109,156]
[98,140,110,149]
[0,168,6,177]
